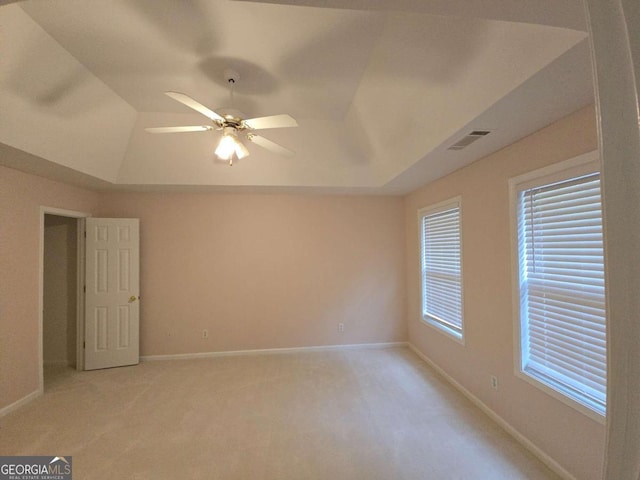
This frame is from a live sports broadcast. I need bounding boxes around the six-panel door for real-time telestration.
[84,218,140,370]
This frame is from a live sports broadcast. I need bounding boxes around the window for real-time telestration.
[418,198,463,341]
[511,154,606,417]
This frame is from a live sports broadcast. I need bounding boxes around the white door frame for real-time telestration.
[39,207,90,392]
[584,1,640,478]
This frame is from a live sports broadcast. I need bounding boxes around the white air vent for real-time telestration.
[448,130,491,150]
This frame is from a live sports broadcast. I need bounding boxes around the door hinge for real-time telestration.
[83,285,86,293]
[84,230,87,238]
[83,341,86,349]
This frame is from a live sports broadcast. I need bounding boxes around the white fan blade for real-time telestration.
[248,134,294,157]
[165,92,224,122]
[243,114,298,130]
[145,126,213,133]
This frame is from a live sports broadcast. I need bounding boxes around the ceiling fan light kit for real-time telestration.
[215,126,249,165]
[145,71,297,166]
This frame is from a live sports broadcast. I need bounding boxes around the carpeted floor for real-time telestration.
[0,347,558,479]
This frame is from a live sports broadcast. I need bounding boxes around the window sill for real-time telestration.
[419,316,465,345]
[515,369,606,424]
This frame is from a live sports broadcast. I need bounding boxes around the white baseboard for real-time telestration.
[407,343,576,480]
[0,388,42,418]
[141,341,408,361]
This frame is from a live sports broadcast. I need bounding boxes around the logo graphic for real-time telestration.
[0,456,72,479]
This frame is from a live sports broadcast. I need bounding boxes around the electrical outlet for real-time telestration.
[338,322,345,332]
[490,375,499,390]
[202,329,209,339]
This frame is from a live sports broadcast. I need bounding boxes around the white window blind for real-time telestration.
[517,172,606,415]
[420,203,463,339]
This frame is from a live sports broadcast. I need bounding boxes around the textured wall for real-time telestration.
[405,105,605,480]
[0,165,98,410]
[98,192,407,356]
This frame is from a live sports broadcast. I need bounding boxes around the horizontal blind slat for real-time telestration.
[518,172,606,414]
[421,204,463,336]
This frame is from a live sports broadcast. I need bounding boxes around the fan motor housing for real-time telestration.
[222,115,243,130]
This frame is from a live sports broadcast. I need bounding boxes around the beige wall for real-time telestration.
[0,165,98,410]
[0,165,405,412]
[405,105,605,480]
[98,193,407,356]
[43,215,77,367]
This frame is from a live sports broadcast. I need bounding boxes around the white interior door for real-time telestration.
[84,218,140,370]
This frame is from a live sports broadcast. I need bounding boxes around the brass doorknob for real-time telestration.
[129,295,138,303]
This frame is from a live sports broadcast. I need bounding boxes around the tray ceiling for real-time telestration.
[0,0,593,193]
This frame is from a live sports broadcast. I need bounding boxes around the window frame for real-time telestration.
[509,150,606,422]
[417,196,464,343]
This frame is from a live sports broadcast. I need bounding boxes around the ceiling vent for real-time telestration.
[447,130,491,150]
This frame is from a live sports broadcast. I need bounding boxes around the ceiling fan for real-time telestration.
[146,72,298,166]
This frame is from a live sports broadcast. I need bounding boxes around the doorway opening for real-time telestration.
[39,207,88,393]
[43,214,78,387]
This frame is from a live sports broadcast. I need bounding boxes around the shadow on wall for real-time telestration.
[43,215,77,368]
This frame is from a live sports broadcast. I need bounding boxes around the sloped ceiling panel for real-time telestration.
[0,5,137,182]
[344,13,587,184]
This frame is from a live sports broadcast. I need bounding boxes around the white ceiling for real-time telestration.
[0,0,594,194]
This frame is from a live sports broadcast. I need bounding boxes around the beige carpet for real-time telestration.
[0,347,558,479]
